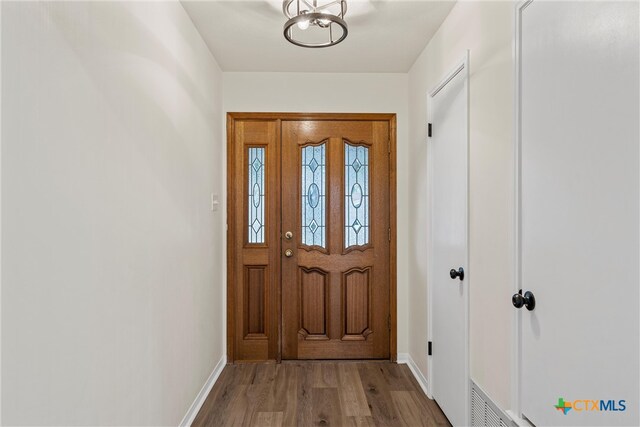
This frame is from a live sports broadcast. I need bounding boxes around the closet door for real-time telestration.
[517,2,639,425]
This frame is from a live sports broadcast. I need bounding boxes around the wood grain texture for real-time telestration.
[386,117,398,362]
[227,112,397,122]
[357,363,401,425]
[343,268,371,338]
[281,120,390,360]
[228,113,397,362]
[227,113,236,362]
[253,412,284,427]
[192,362,451,427]
[300,268,329,338]
[245,267,266,336]
[337,363,371,417]
[228,119,280,361]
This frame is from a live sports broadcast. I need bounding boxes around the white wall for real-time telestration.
[223,72,410,355]
[407,1,514,409]
[1,2,225,425]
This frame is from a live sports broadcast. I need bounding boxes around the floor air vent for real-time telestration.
[470,380,514,427]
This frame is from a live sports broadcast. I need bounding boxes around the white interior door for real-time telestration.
[428,55,469,427]
[517,1,639,426]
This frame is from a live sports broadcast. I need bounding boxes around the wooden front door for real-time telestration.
[228,114,395,362]
[281,120,390,359]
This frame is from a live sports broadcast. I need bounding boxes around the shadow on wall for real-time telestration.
[2,1,224,425]
[47,1,219,217]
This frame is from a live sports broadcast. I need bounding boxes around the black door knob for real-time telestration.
[449,267,464,281]
[512,290,536,311]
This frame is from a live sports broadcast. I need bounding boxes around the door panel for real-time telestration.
[282,121,390,359]
[229,120,280,361]
[518,2,639,426]
[299,267,330,339]
[428,59,469,427]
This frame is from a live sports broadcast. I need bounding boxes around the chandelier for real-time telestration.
[283,0,348,48]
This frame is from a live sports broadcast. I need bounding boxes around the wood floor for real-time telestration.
[192,361,451,427]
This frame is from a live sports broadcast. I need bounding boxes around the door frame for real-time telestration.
[226,112,398,362]
[426,52,470,423]
[510,1,530,422]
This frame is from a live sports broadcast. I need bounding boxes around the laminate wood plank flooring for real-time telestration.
[192,361,451,427]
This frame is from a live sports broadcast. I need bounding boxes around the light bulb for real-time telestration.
[297,18,310,30]
[297,10,310,30]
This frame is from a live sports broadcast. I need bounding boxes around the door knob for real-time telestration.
[512,290,536,311]
[284,249,293,258]
[284,231,293,240]
[449,267,464,281]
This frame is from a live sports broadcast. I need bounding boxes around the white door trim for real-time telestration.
[510,2,532,425]
[426,50,470,425]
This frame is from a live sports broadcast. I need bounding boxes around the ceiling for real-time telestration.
[181,1,456,73]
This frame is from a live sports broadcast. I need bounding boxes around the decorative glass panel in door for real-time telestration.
[281,120,390,360]
[344,141,369,248]
[301,142,326,248]
[247,147,265,244]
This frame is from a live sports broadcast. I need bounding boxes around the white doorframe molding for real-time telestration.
[509,2,533,426]
[426,50,470,425]
[0,1,3,421]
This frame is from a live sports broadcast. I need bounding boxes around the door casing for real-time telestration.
[226,112,397,362]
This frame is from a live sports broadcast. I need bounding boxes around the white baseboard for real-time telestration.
[397,353,431,399]
[180,355,227,427]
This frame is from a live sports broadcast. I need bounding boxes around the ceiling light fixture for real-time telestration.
[283,0,348,48]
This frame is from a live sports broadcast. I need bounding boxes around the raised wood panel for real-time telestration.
[229,113,396,362]
[342,267,372,340]
[228,118,279,361]
[244,266,266,337]
[282,119,390,359]
[299,267,329,339]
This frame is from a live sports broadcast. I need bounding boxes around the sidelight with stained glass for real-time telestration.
[248,147,265,244]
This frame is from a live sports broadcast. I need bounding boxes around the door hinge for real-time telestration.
[388,140,391,153]
[428,341,432,356]
[388,228,391,242]
[388,315,391,330]
[428,123,432,138]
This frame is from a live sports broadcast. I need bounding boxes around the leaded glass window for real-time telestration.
[248,147,265,244]
[345,142,369,247]
[301,143,326,248]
